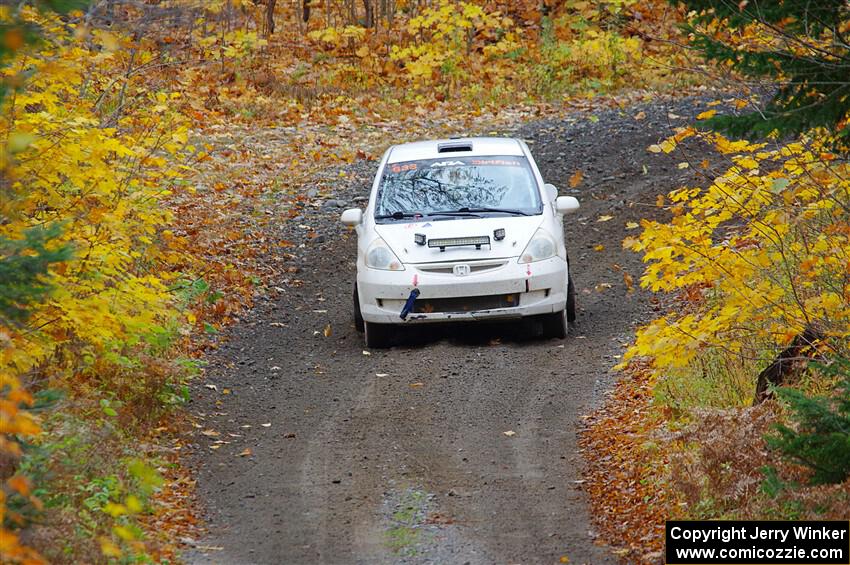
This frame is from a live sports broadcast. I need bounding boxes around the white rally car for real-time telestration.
[341,137,579,348]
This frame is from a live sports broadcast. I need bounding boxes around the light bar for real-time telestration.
[428,236,490,251]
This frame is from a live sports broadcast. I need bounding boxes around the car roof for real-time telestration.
[386,137,525,164]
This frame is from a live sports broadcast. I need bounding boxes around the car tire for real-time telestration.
[541,308,568,340]
[364,321,393,348]
[566,274,576,324]
[353,282,364,333]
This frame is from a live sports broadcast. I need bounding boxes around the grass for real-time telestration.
[384,488,431,556]
[654,349,762,417]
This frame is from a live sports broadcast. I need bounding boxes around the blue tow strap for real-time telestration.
[399,288,420,320]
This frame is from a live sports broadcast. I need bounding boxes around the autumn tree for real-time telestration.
[674,0,850,144]
[0,2,81,326]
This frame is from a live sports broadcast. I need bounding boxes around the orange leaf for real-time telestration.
[622,272,634,293]
[7,475,30,496]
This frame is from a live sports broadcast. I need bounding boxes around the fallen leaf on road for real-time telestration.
[623,272,635,292]
[594,244,604,252]
[597,215,613,222]
[269,322,286,327]
[623,236,639,249]
[239,448,252,457]
[503,430,516,437]
[409,382,424,388]
[261,423,271,427]
[569,170,583,188]
[376,373,389,377]
[634,111,645,120]
[625,222,639,230]
[323,324,332,337]
[204,384,217,391]
[201,429,220,437]
[595,283,613,292]
[284,433,296,439]
[362,350,371,356]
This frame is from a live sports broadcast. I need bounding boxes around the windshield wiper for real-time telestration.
[427,211,483,218]
[376,211,483,220]
[374,211,425,220]
[455,207,532,216]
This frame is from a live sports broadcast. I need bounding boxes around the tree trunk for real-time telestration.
[754,326,822,404]
[363,0,374,28]
[264,0,276,36]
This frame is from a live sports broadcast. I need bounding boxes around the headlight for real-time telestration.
[518,229,557,263]
[365,238,404,271]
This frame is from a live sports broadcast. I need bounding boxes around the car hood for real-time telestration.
[374,215,544,264]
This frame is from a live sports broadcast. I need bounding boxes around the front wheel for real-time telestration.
[540,309,568,339]
[353,282,364,333]
[364,322,393,348]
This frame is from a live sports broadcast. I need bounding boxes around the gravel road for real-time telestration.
[185,96,711,564]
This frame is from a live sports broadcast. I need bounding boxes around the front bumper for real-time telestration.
[357,256,568,324]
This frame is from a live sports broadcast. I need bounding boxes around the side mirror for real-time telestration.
[340,208,363,226]
[555,196,580,214]
[543,183,558,202]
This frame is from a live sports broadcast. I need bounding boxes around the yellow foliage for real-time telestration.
[565,30,642,80]
[308,25,367,46]
[200,30,268,60]
[624,132,850,376]
[0,10,192,563]
[389,0,520,83]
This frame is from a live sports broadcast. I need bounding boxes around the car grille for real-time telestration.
[413,293,520,313]
[415,260,508,275]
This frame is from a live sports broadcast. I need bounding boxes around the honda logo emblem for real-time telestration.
[453,264,471,276]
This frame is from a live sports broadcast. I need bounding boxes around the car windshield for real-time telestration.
[374,155,542,222]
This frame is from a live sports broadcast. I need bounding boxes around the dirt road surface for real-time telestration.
[185,98,710,564]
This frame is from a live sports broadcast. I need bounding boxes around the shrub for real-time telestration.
[767,359,850,485]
